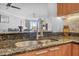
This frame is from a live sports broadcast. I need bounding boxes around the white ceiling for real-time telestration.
[0,3,57,19]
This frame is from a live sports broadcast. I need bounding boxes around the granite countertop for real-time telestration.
[0,31,51,35]
[0,31,31,34]
[0,36,79,56]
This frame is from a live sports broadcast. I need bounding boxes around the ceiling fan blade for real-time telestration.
[6,3,12,6]
[11,5,21,9]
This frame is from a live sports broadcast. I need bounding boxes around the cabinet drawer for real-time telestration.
[16,51,36,56]
[48,43,71,56]
[16,48,49,56]
[34,49,49,56]
[48,46,61,56]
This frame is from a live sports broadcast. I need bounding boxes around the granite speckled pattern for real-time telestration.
[0,36,79,56]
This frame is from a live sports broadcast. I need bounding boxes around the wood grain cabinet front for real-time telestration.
[16,48,49,56]
[60,43,71,56]
[16,43,79,56]
[35,49,49,56]
[48,47,60,56]
[57,3,79,16]
[48,43,71,56]
[16,51,36,56]
[72,43,79,56]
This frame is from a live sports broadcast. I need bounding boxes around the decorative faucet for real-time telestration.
[36,19,43,40]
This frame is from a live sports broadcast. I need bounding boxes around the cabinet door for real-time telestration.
[34,48,49,56]
[48,47,60,56]
[60,43,71,56]
[48,43,71,56]
[16,51,36,56]
[16,48,49,56]
[72,43,79,56]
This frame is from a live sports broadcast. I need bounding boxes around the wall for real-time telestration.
[47,4,64,32]
[0,3,63,32]
[0,3,51,19]
[0,11,22,32]
[47,3,57,31]
[0,3,61,32]
[51,17,64,32]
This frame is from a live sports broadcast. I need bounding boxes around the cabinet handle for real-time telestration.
[35,50,48,55]
[49,47,60,51]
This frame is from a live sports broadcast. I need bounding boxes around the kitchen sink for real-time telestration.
[15,41,38,47]
[50,38,59,41]
[15,37,59,48]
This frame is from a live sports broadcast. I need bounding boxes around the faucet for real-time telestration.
[36,19,43,40]
[36,29,43,40]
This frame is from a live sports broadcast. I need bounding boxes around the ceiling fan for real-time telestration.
[6,3,21,9]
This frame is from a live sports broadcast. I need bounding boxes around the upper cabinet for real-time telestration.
[57,3,79,16]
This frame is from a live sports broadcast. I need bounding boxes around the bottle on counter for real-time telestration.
[18,26,23,32]
[63,25,70,39]
[42,23,48,31]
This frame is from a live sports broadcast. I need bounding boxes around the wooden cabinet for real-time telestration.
[16,43,72,56]
[34,48,49,56]
[16,43,79,56]
[60,43,71,56]
[16,51,36,56]
[57,3,79,16]
[48,47,60,56]
[16,48,49,56]
[72,43,79,56]
[48,43,71,56]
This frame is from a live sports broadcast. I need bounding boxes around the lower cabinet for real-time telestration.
[16,51,36,56]
[72,43,79,56]
[16,48,49,56]
[16,43,79,56]
[48,43,71,56]
[34,49,49,56]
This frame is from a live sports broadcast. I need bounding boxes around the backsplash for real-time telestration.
[0,34,23,41]
[0,32,53,41]
[66,13,79,33]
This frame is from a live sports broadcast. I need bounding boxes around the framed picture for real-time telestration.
[0,14,9,23]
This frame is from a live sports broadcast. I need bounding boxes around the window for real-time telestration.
[0,14,9,23]
[25,20,40,32]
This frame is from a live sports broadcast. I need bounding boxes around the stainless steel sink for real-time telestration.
[15,41,38,47]
[50,38,59,42]
[15,37,59,47]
